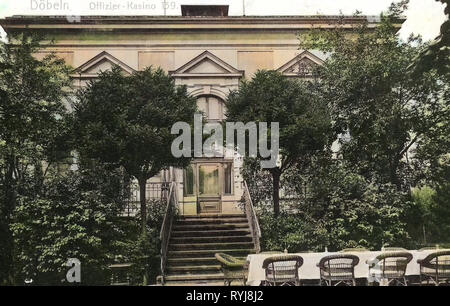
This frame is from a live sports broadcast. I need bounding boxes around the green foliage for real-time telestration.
[240,157,273,206]
[227,70,332,215]
[432,184,450,242]
[123,224,160,285]
[73,66,197,230]
[411,184,450,245]
[227,70,332,165]
[0,33,73,167]
[259,209,329,253]
[413,0,450,77]
[412,121,450,187]
[74,66,197,181]
[11,166,127,285]
[112,199,166,285]
[300,12,449,189]
[412,186,436,212]
[322,170,412,250]
[0,33,72,284]
[255,159,413,252]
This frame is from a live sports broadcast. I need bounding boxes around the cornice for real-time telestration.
[0,15,405,33]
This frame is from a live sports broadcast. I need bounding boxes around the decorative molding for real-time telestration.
[170,51,244,78]
[187,86,231,101]
[276,50,324,77]
[0,16,401,33]
[72,51,135,79]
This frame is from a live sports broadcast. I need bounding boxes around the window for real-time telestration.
[199,164,220,195]
[184,165,194,196]
[197,96,226,121]
[224,163,233,194]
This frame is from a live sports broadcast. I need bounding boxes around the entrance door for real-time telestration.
[198,164,221,213]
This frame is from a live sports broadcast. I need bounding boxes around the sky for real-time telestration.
[0,0,447,41]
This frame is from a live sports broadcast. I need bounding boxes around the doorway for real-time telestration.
[183,161,233,214]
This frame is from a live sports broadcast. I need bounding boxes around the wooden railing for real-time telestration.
[159,182,177,284]
[243,180,261,253]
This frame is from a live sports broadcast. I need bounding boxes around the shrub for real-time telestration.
[11,167,126,285]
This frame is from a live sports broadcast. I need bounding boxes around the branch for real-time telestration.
[399,133,422,158]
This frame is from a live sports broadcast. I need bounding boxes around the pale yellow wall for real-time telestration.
[139,51,174,71]
[34,51,74,67]
[237,51,274,79]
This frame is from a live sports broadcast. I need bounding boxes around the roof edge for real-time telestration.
[0,15,406,34]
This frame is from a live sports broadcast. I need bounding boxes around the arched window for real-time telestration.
[196,95,226,121]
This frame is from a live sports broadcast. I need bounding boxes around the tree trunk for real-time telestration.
[137,177,149,286]
[138,178,147,234]
[390,165,401,190]
[271,169,281,218]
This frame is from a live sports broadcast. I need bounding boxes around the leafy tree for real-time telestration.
[0,33,72,284]
[11,165,127,285]
[411,186,437,245]
[240,157,273,207]
[73,67,197,232]
[258,208,329,253]
[431,183,450,242]
[300,11,449,190]
[408,0,450,246]
[411,184,450,245]
[255,159,413,252]
[119,198,167,285]
[412,120,450,187]
[414,0,449,76]
[226,70,332,216]
[321,165,412,250]
[411,1,450,188]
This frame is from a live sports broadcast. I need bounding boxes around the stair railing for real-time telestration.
[159,181,177,284]
[243,180,261,253]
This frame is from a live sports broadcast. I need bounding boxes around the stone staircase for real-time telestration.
[162,214,256,286]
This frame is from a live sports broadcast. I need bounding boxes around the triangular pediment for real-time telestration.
[170,51,243,78]
[73,51,135,78]
[277,51,324,77]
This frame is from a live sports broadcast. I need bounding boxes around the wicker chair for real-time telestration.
[367,252,413,286]
[262,255,303,286]
[215,253,247,286]
[317,254,359,286]
[417,250,450,286]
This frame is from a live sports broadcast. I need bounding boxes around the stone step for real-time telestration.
[168,257,219,266]
[180,214,246,220]
[171,229,251,238]
[167,265,222,274]
[167,256,247,267]
[164,273,225,282]
[170,241,254,251]
[170,235,252,244]
[163,280,226,286]
[168,248,255,258]
[175,218,248,226]
[161,213,253,285]
[172,223,249,231]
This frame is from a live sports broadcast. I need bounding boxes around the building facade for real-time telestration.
[0,8,395,216]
